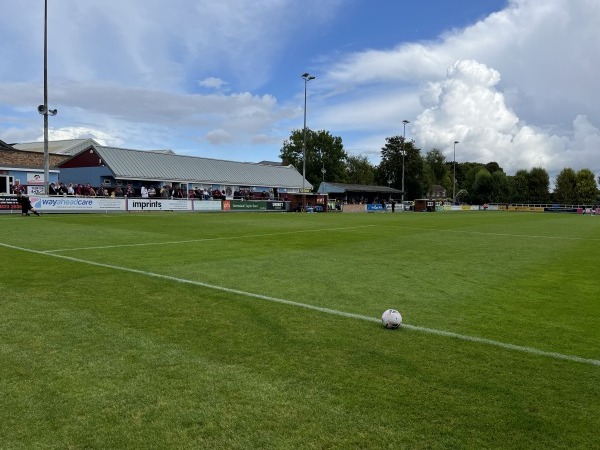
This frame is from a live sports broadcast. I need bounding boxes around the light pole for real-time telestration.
[320,149,326,183]
[453,140,459,204]
[301,72,315,206]
[40,0,57,195]
[401,119,410,206]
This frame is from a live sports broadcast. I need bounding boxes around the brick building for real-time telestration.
[0,139,67,194]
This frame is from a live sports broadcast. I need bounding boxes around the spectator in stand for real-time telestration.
[141,185,149,198]
[67,183,75,196]
[48,183,58,195]
[114,186,124,197]
[125,185,134,197]
[160,185,170,199]
[147,186,156,197]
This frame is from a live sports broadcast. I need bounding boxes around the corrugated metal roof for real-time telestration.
[13,139,100,155]
[91,145,311,189]
[318,182,402,194]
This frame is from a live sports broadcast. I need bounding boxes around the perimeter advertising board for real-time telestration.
[127,199,192,211]
[0,195,21,212]
[223,200,290,211]
[193,200,222,211]
[32,197,126,212]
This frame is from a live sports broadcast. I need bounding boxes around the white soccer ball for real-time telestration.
[381,309,403,329]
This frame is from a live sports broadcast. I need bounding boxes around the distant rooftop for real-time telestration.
[13,139,175,157]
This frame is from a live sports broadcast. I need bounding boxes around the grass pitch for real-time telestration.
[1,211,599,449]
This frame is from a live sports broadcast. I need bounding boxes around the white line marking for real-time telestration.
[1,241,599,368]
[41,225,376,253]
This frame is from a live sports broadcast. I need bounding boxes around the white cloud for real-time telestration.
[415,60,532,170]
[1,0,600,176]
[46,127,114,146]
[199,78,229,90]
[316,0,600,174]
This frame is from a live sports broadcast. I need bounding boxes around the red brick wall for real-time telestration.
[0,149,69,168]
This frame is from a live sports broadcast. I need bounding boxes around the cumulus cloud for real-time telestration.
[414,60,556,172]
[319,0,600,175]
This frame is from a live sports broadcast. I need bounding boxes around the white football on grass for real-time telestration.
[381,309,403,329]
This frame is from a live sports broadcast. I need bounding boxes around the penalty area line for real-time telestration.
[1,241,599,368]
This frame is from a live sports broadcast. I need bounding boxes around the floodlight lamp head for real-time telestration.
[38,105,46,114]
[49,109,58,116]
[302,72,315,80]
[402,119,410,124]
[454,140,459,144]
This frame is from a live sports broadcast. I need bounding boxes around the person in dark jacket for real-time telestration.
[17,193,41,216]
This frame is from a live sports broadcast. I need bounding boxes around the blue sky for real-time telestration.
[1,0,599,181]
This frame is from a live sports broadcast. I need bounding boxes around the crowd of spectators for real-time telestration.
[10,182,278,200]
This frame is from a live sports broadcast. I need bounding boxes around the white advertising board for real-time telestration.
[32,196,126,211]
[193,200,222,211]
[127,199,192,211]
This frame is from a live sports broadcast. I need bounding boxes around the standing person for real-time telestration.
[17,193,41,216]
[160,185,170,199]
[391,199,396,213]
[141,185,149,198]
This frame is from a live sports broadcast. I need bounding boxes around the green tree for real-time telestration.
[511,170,529,203]
[485,162,502,174]
[528,167,550,203]
[463,163,486,203]
[490,170,510,203]
[554,168,577,204]
[378,136,425,200]
[472,168,493,203]
[425,149,449,186]
[346,155,375,185]
[575,168,598,204]
[280,129,348,190]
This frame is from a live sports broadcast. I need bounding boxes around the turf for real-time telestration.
[1,211,599,449]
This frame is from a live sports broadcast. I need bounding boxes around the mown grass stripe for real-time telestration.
[2,240,599,368]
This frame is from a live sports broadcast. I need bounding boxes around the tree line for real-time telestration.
[280,129,600,204]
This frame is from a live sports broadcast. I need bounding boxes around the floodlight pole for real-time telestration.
[453,140,459,204]
[401,120,409,206]
[301,72,315,209]
[43,0,49,195]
